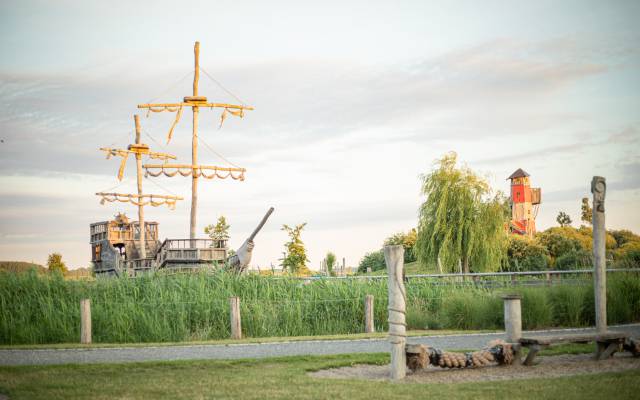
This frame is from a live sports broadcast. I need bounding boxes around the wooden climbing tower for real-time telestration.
[507,168,541,237]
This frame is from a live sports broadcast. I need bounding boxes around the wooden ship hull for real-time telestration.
[90,214,228,277]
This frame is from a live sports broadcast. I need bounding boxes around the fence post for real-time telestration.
[364,295,375,333]
[230,296,242,339]
[80,299,91,344]
[502,294,522,342]
[591,176,607,334]
[502,294,522,364]
[385,245,406,380]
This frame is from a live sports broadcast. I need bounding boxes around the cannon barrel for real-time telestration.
[227,207,274,273]
[248,207,274,242]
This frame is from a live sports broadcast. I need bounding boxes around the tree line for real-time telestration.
[358,152,640,274]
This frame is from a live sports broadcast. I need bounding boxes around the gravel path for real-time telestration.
[1,324,638,366]
[310,353,640,383]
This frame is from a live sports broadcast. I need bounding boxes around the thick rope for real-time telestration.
[406,340,515,372]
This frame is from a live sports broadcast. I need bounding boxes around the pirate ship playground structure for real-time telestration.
[90,42,264,277]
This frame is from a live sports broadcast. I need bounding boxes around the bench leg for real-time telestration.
[512,344,523,366]
[524,344,542,366]
[596,341,621,360]
[595,341,607,359]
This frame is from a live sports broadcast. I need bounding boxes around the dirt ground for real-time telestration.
[309,353,640,383]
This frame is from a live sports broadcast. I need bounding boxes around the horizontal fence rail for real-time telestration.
[301,268,640,280]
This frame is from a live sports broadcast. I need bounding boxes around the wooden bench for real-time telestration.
[518,331,629,366]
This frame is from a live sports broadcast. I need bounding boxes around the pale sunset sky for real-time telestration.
[1,0,639,269]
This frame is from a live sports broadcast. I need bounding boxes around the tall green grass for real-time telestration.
[1,270,639,344]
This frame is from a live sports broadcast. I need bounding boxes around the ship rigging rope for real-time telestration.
[145,70,193,104]
[144,165,245,180]
[199,66,247,106]
[96,179,126,195]
[145,175,179,196]
[108,129,134,148]
[142,129,168,152]
[198,135,241,169]
[98,193,179,209]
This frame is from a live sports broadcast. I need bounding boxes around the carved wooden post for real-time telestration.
[230,296,241,339]
[80,299,92,344]
[365,295,375,333]
[592,176,607,334]
[385,245,406,380]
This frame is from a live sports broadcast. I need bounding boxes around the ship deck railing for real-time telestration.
[124,257,156,271]
[156,239,227,268]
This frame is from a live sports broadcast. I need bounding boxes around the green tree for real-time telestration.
[580,198,592,225]
[204,216,230,248]
[325,251,336,276]
[280,223,309,274]
[384,229,418,263]
[47,253,68,275]
[357,250,386,273]
[415,152,508,273]
[556,211,572,227]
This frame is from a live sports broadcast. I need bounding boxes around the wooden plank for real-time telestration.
[520,331,628,346]
[184,96,207,102]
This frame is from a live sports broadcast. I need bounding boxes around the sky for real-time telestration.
[1,0,639,270]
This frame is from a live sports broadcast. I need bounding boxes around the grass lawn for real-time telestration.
[0,345,637,400]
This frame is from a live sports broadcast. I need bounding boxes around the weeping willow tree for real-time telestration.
[415,152,508,274]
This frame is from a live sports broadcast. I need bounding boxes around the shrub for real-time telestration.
[610,229,640,248]
[555,249,592,270]
[2,271,639,345]
[548,285,590,327]
[506,236,550,271]
[535,229,583,262]
[516,288,554,330]
[608,273,640,324]
[612,242,640,268]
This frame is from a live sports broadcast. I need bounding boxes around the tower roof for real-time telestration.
[507,168,530,180]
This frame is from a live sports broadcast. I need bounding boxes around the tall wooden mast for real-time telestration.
[137,41,253,240]
[96,116,183,259]
[190,42,200,240]
[134,115,146,257]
